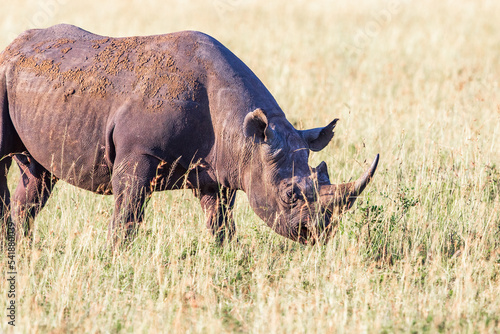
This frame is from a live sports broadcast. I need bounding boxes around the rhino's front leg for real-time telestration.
[109,154,156,246]
[199,186,236,243]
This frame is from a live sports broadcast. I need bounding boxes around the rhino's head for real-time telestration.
[242,108,379,244]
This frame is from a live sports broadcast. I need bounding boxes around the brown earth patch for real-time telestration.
[16,53,112,99]
[93,38,141,75]
[34,38,75,54]
[92,38,110,49]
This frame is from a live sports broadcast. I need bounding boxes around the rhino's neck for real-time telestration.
[191,33,286,191]
[204,88,283,191]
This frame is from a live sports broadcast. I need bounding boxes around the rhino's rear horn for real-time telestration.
[312,161,331,186]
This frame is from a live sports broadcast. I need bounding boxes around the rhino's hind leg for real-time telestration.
[11,154,58,238]
[0,157,12,238]
[109,154,157,246]
[199,186,237,244]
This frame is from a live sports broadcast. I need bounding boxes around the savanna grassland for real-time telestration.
[1,0,500,332]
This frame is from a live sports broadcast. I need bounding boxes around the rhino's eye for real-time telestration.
[285,187,302,204]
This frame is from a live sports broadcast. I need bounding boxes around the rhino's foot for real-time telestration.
[107,221,142,252]
[0,155,12,244]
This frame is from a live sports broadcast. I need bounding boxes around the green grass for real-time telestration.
[1,0,500,332]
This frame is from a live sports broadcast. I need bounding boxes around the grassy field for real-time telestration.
[1,0,500,332]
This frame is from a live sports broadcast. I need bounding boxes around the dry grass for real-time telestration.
[1,0,500,332]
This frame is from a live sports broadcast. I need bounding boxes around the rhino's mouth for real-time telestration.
[292,207,334,245]
[297,225,313,245]
[269,206,339,245]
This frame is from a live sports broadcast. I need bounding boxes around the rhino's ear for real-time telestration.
[244,108,274,143]
[299,118,338,152]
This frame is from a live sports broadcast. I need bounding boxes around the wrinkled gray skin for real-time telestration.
[0,24,378,245]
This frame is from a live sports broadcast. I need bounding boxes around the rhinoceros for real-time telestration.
[0,24,378,245]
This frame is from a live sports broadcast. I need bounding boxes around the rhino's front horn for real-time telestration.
[352,154,379,195]
[319,154,379,211]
